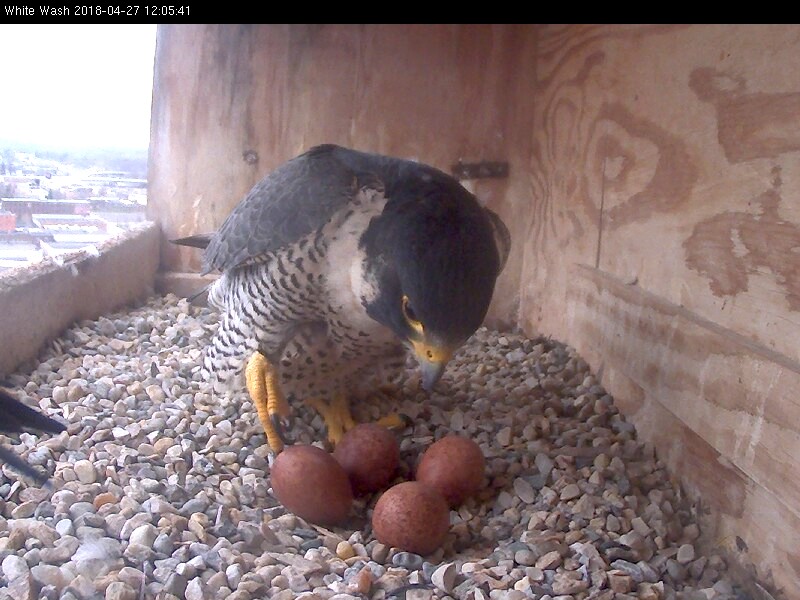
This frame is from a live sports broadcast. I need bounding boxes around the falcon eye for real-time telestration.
[401,295,423,332]
[402,297,417,320]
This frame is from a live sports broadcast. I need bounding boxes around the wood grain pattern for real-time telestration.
[562,26,799,357]
[148,24,537,326]
[523,25,800,363]
[566,264,798,596]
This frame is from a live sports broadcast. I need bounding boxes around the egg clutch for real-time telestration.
[269,424,486,554]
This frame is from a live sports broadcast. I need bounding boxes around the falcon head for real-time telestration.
[359,173,510,391]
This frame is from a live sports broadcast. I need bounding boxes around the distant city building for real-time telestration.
[0,150,148,272]
[82,172,147,189]
[33,214,109,233]
[2,175,42,186]
[0,210,16,232]
[1,198,92,218]
[0,241,43,270]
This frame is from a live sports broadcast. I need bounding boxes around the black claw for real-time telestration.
[396,413,413,429]
[270,413,288,447]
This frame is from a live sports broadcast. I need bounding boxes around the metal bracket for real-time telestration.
[451,160,509,180]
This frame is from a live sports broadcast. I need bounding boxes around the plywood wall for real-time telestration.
[522,25,800,596]
[148,24,537,327]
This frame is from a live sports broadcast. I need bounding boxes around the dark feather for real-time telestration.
[0,388,65,484]
[185,286,210,305]
[171,234,213,250]
[170,236,215,303]
[0,445,47,483]
[485,207,511,273]
[0,388,65,435]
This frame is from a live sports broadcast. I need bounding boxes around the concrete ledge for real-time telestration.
[0,223,161,377]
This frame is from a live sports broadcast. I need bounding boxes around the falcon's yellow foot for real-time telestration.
[306,395,410,446]
[306,394,356,446]
[375,413,411,430]
[245,352,290,453]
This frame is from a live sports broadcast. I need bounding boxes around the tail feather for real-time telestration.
[0,388,65,484]
[0,389,66,435]
[0,445,48,484]
[171,234,213,250]
[186,285,210,305]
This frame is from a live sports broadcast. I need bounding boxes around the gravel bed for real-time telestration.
[0,294,751,600]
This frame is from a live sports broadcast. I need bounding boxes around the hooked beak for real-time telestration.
[411,340,453,391]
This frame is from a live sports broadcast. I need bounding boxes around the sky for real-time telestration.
[0,24,157,151]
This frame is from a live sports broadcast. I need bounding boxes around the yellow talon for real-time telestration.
[332,394,357,434]
[306,394,408,446]
[245,352,289,453]
[375,413,408,430]
[306,396,349,446]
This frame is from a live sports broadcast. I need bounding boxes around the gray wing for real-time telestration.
[203,144,382,273]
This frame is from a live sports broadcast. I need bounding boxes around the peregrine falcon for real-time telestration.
[175,144,510,452]
[0,388,65,483]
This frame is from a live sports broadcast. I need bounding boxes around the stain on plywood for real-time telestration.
[685,168,800,311]
[690,66,800,163]
[534,25,800,363]
[589,102,698,229]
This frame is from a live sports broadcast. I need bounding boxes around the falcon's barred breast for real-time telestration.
[175,144,510,452]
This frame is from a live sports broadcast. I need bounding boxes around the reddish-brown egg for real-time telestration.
[333,423,400,495]
[270,444,353,526]
[415,435,486,507]
[371,481,450,555]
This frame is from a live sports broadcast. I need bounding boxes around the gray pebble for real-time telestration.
[431,562,456,592]
[128,523,158,548]
[165,572,189,597]
[185,577,207,600]
[2,554,29,581]
[370,543,390,564]
[181,498,209,515]
[392,552,424,570]
[677,543,696,564]
[610,559,644,582]
[30,564,65,588]
[535,454,553,477]
[559,483,580,500]
[105,581,137,600]
[68,502,96,520]
[153,532,176,555]
[123,543,154,563]
[39,584,59,600]
[300,538,323,551]
[226,563,244,589]
[514,549,538,566]
[513,477,536,504]
[11,501,37,519]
